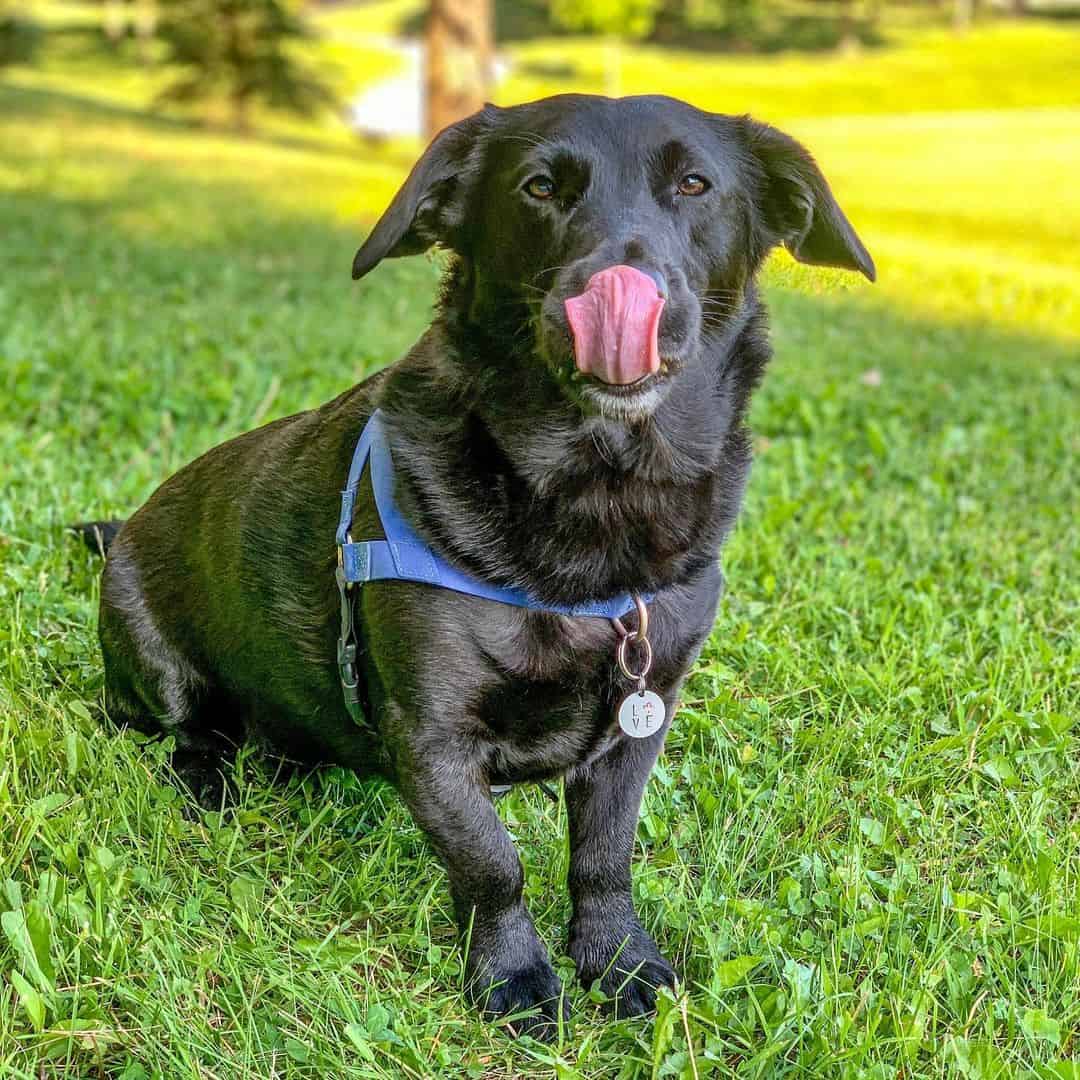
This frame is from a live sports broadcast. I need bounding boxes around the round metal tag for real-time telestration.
[617,689,666,739]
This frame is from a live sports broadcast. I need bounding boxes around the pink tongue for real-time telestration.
[565,265,665,386]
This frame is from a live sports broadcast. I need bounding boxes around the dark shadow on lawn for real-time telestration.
[1018,6,1080,18]
[3,79,202,133]
[398,0,885,53]
[650,13,886,54]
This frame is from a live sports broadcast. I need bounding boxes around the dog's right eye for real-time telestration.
[524,175,556,200]
[677,174,710,197]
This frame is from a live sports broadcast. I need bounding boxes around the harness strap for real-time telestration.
[334,408,649,725]
[335,564,364,726]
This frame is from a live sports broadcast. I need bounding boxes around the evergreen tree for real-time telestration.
[0,0,41,69]
[156,0,334,131]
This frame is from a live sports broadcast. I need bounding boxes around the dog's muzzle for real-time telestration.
[564,265,666,386]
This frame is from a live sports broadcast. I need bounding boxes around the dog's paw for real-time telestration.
[599,953,677,1018]
[570,917,677,1018]
[471,955,568,1041]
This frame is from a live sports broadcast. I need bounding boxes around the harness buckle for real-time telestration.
[335,564,365,723]
[337,532,353,585]
[337,637,359,689]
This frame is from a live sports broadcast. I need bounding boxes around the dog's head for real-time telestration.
[353,94,873,419]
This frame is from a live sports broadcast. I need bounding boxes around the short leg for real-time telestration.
[566,726,676,1017]
[98,541,237,805]
[393,725,566,1040]
[102,660,237,808]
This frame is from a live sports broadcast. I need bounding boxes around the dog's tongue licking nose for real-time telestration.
[565,265,665,386]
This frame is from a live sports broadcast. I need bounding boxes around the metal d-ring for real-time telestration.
[337,531,352,577]
[611,594,649,640]
[613,594,653,685]
[616,630,653,683]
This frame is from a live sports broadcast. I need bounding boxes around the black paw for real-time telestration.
[570,918,677,1019]
[471,955,568,1042]
[171,742,239,811]
[172,752,234,811]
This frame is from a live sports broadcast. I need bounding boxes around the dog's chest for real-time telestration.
[467,604,689,784]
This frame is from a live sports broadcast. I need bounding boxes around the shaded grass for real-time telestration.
[1,35,1079,1080]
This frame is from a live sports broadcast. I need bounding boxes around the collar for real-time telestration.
[336,409,645,619]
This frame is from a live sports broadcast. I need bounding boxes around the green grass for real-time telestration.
[502,22,1080,117]
[308,0,428,39]
[2,20,1079,1079]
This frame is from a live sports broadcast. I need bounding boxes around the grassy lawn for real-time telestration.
[2,19,1079,1079]
[503,22,1080,116]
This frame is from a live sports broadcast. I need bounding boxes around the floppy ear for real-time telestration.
[352,106,498,281]
[746,120,875,282]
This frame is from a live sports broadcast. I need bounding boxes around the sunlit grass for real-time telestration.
[308,0,428,39]
[779,108,1080,342]
[6,55,1077,344]
[503,22,1080,116]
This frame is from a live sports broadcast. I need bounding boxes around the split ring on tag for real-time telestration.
[612,596,666,739]
[616,631,653,684]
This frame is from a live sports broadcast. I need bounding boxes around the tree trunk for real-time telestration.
[839,0,860,53]
[604,35,621,97]
[103,0,127,44]
[953,0,973,31]
[425,0,492,139]
[231,86,253,133]
[134,0,156,64]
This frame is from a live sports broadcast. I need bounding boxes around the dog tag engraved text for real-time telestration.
[617,689,666,739]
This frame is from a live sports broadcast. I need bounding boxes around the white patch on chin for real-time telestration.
[581,380,667,421]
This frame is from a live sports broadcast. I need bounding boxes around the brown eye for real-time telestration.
[677,174,709,196]
[524,175,555,200]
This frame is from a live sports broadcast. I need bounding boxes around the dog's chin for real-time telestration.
[538,319,692,422]
[573,372,670,421]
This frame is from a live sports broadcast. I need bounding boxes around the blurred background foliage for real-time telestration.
[4,0,1080,133]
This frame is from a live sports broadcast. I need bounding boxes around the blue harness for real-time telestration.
[334,409,643,724]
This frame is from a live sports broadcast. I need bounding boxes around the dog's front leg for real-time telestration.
[394,734,566,1039]
[566,729,677,1016]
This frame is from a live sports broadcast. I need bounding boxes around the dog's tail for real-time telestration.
[70,519,126,558]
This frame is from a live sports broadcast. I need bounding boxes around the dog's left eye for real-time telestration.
[524,175,556,200]
[677,174,710,196]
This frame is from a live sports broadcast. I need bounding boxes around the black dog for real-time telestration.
[76,94,872,1038]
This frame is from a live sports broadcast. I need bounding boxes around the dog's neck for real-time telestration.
[376,273,770,603]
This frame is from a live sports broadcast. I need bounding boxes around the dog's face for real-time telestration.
[354,95,873,419]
